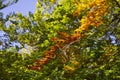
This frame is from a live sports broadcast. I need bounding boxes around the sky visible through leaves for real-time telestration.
[0,0,37,50]
[0,0,37,17]
[0,0,117,50]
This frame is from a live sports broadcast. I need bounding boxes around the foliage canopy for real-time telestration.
[0,0,120,79]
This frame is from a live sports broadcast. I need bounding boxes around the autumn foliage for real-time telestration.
[28,0,109,71]
[0,0,120,79]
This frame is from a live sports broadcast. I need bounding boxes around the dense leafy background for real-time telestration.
[0,0,120,80]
